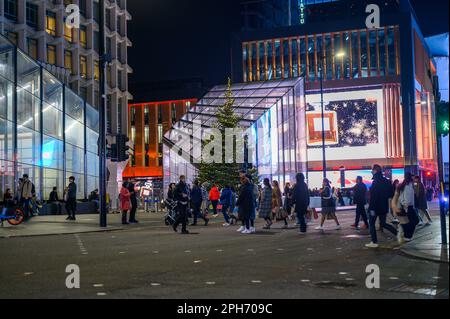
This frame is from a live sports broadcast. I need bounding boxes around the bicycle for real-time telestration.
[0,205,25,227]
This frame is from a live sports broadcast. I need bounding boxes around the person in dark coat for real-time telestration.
[283,182,293,217]
[219,184,233,226]
[167,183,176,201]
[352,176,369,230]
[236,176,254,234]
[65,176,77,221]
[413,176,432,225]
[366,165,397,248]
[127,180,139,224]
[259,178,273,229]
[191,179,208,226]
[292,173,310,234]
[172,176,190,234]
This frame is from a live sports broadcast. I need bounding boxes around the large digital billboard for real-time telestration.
[306,88,386,162]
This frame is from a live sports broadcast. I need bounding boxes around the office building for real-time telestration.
[123,99,197,180]
[0,0,132,136]
[0,33,99,200]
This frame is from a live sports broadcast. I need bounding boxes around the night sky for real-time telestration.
[127,0,449,92]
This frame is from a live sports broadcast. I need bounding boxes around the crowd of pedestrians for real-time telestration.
[165,164,435,248]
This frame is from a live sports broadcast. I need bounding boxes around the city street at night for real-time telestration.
[0,207,447,299]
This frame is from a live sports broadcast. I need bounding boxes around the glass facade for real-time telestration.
[163,79,306,193]
[242,26,400,83]
[0,35,99,201]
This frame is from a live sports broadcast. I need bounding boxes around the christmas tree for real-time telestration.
[197,78,242,189]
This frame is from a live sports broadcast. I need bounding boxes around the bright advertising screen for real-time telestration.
[307,169,405,190]
[306,89,386,162]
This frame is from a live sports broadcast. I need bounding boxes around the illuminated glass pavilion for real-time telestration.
[163,78,306,190]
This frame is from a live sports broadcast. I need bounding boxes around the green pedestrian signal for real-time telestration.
[437,101,449,137]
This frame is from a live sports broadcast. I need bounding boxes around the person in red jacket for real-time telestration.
[119,182,131,225]
[209,184,220,217]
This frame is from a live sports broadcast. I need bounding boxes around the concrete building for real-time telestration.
[0,0,132,136]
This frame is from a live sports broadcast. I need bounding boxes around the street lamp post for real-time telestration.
[99,0,107,227]
[318,51,345,180]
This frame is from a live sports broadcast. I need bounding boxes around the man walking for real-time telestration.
[292,173,310,234]
[366,165,397,248]
[352,176,369,230]
[173,175,190,234]
[65,176,77,221]
[128,179,139,224]
[19,174,33,220]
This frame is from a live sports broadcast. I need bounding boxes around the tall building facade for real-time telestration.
[240,0,341,31]
[123,99,197,180]
[232,0,440,185]
[0,0,132,136]
[1,33,100,200]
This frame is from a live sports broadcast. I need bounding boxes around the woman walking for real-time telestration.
[392,172,419,243]
[272,181,288,229]
[315,179,341,231]
[283,182,293,219]
[236,176,254,234]
[413,176,432,226]
[259,178,273,229]
[119,182,131,225]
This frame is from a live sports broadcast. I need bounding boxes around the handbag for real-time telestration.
[275,207,288,220]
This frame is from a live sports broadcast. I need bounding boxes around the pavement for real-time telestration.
[0,214,124,238]
[0,205,448,299]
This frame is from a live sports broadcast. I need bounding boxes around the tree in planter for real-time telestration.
[197,78,242,189]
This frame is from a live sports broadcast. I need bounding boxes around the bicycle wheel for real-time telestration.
[7,208,25,226]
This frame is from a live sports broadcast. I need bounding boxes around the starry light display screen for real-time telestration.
[305,89,386,162]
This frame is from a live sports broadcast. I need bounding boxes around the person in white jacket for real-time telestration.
[391,172,419,243]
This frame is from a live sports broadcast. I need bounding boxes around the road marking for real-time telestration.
[24,272,34,276]
[339,272,349,275]
[206,282,216,285]
[251,280,262,284]
[151,283,161,286]
[345,278,355,281]
[194,260,202,263]
[119,252,126,254]
[247,249,254,252]
[389,277,400,280]
[301,279,310,283]
[153,251,159,254]
[96,292,107,296]
[184,250,191,253]
[75,234,88,256]
[93,284,104,288]
[216,249,224,252]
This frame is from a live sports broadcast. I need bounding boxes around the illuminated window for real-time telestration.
[64,50,73,73]
[94,61,100,81]
[80,26,87,48]
[64,23,73,42]
[80,55,87,78]
[158,124,163,144]
[47,45,56,65]
[144,106,150,124]
[131,126,136,144]
[46,11,57,36]
[144,126,150,144]
[186,101,191,108]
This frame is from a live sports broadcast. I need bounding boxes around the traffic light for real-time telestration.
[437,101,449,137]
[117,134,130,162]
